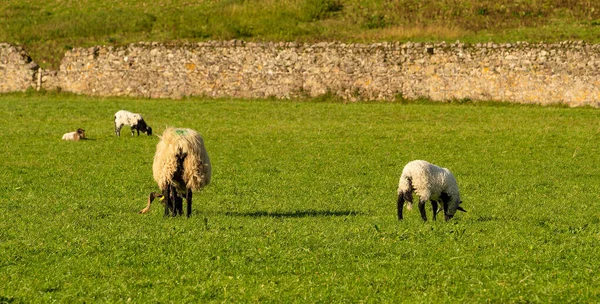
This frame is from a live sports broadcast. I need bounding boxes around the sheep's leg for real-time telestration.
[397,193,404,220]
[444,203,451,221]
[139,192,162,214]
[169,185,178,217]
[418,200,428,221]
[174,193,183,216]
[431,200,439,221]
[440,192,452,221]
[115,122,122,137]
[403,190,413,211]
[186,189,193,218]
[130,126,136,137]
[164,186,172,216]
[442,200,451,221]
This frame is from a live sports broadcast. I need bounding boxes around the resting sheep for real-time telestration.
[140,127,211,217]
[114,110,152,137]
[61,128,86,141]
[397,160,466,221]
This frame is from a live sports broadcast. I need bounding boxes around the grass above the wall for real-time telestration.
[2,0,600,68]
[0,93,599,302]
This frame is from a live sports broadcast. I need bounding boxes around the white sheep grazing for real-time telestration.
[61,128,86,141]
[397,160,466,221]
[114,110,152,137]
[139,127,211,217]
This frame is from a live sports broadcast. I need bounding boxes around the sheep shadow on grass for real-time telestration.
[224,210,361,218]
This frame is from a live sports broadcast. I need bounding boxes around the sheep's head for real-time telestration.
[445,200,467,221]
[137,119,152,135]
[76,128,86,139]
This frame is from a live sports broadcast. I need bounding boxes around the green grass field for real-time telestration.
[1,93,599,302]
[2,0,600,68]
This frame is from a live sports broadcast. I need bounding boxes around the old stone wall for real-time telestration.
[2,41,600,106]
[0,43,38,92]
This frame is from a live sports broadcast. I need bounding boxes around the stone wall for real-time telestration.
[0,43,38,92]
[3,41,600,106]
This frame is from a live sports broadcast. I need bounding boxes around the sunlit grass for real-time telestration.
[0,92,599,302]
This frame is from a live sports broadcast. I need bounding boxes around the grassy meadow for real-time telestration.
[1,93,600,302]
[2,0,600,68]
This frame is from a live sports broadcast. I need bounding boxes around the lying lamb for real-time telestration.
[397,160,466,221]
[61,128,86,141]
[114,110,152,136]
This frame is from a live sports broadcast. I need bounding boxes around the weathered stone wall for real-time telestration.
[3,41,600,106]
[0,43,38,92]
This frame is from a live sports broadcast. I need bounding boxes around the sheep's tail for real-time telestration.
[398,174,413,210]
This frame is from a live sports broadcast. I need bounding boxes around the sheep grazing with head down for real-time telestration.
[139,127,211,217]
[397,160,466,221]
[62,128,86,141]
[114,110,152,137]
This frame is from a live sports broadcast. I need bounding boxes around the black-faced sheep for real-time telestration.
[139,127,211,217]
[62,128,86,141]
[397,160,466,221]
[114,110,152,137]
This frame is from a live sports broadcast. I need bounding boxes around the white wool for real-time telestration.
[114,110,151,137]
[114,110,143,128]
[62,131,79,141]
[397,160,462,215]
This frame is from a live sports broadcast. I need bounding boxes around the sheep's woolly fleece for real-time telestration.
[115,110,143,127]
[152,127,211,193]
[397,160,460,210]
[61,129,85,141]
[62,131,80,141]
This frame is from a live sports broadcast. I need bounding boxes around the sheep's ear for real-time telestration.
[457,206,467,212]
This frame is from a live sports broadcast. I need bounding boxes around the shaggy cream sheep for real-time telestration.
[140,127,211,217]
[61,128,86,141]
[397,160,466,221]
